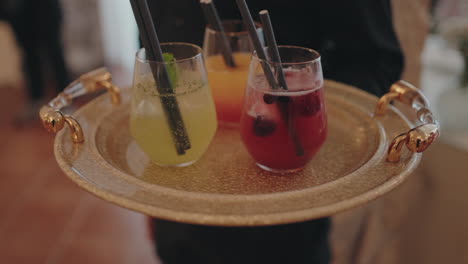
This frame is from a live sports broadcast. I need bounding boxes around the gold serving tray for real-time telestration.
[42,69,438,226]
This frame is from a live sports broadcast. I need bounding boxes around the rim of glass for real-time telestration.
[251,81,324,96]
[252,45,321,66]
[206,19,262,37]
[135,42,203,64]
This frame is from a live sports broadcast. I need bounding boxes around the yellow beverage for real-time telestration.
[205,52,251,123]
[130,77,217,166]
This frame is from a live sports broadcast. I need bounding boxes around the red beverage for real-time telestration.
[240,69,327,172]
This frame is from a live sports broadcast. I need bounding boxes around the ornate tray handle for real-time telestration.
[376,80,440,162]
[39,68,121,143]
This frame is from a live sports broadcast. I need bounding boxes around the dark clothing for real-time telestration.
[149,0,403,97]
[154,218,331,264]
[148,0,403,263]
[1,0,69,100]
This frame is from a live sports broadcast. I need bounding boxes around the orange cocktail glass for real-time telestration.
[203,20,263,124]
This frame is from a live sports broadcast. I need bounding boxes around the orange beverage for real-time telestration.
[203,19,263,124]
[205,52,251,123]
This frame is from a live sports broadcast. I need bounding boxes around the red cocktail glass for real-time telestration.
[240,45,327,173]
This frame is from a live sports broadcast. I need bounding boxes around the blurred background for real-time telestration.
[0,0,467,263]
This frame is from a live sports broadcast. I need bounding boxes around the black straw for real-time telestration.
[258,9,304,157]
[235,0,280,90]
[200,0,236,68]
[130,0,191,155]
[236,0,304,157]
[259,10,288,91]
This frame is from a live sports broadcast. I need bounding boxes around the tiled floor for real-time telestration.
[0,88,160,263]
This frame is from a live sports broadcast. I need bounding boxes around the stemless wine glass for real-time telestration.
[130,43,217,167]
[240,46,327,173]
[203,20,263,124]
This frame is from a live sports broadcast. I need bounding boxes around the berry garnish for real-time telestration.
[253,115,277,137]
[263,94,277,104]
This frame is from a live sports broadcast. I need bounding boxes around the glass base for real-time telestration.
[154,160,198,168]
[256,163,305,174]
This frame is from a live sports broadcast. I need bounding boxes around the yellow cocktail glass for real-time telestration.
[130,43,217,167]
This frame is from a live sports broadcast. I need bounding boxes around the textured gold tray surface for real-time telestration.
[55,80,420,226]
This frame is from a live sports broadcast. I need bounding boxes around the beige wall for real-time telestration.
[392,0,432,87]
[61,0,104,73]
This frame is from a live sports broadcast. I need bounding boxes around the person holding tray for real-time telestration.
[149,0,403,97]
[145,0,403,263]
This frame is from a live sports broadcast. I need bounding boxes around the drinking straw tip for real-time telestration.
[130,0,191,154]
[259,10,268,15]
[200,0,236,67]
